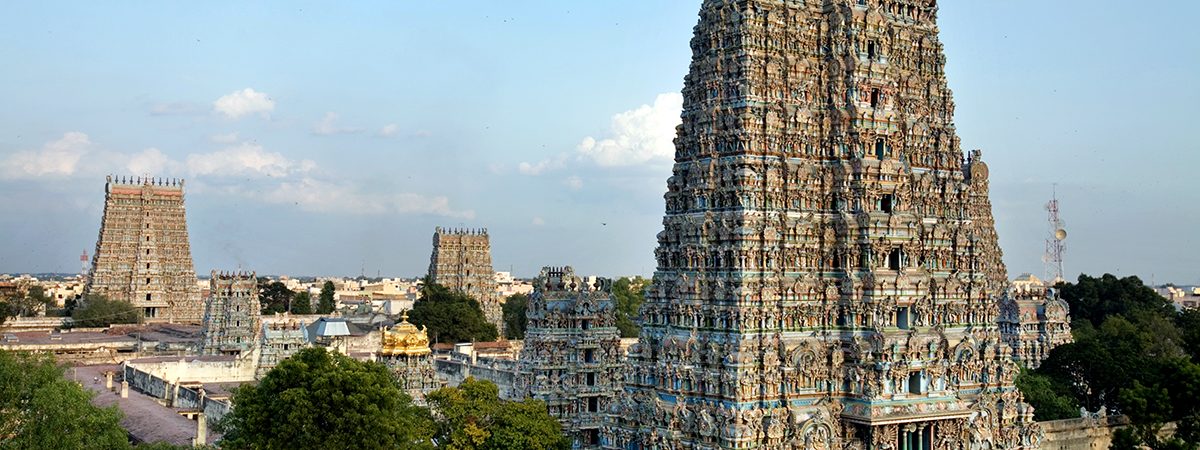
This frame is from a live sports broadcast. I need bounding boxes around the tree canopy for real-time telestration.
[409,281,498,344]
[0,350,130,449]
[70,295,142,328]
[426,377,569,450]
[502,293,528,340]
[1018,273,1200,449]
[611,277,647,338]
[291,291,313,315]
[2,285,53,319]
[317,281,336,314]
[258,281,294,315]
[217,347,433,449]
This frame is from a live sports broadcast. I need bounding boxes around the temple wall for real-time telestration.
[1039,416,1178,450]
[122,363,232,421]
[125,357,255,383]
[433,354,518,399]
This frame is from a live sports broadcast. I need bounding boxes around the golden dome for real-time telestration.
[380,312,431,356]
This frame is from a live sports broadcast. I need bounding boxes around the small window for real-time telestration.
[584,349,595,363]
[875,139,886,159]
[897,307,910,330]
[867,41,878,60]
[588,397,599,412]
[145,293,152,301]
[888,249,903,270]
[881,194,895,214]
[146,263,151,269]
[581,319,591,330]
[145,278,151,285]
[586,372,596,386]
[908,372,923,394]
[870,89,881,108]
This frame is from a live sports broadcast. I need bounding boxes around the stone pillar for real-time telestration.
[120,380,129,398]
[193,413,207,447]
[105,371,113,390]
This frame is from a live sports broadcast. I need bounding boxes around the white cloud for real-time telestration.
[378,124,399,137]
[210,132,240,144]
[532,217,545,226]
[185,143,312,177]
[313,112,364,136]
[518,153,568,175]
[564,175,583,190]
[126,148,172,175]
[149,101,203,116]
[261,177,474,219]
[213,88,275,119]
[576,92,682,167]
[1,132,472,219]
[0,132,91,179]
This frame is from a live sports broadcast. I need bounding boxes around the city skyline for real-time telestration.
[2,1,1198,283]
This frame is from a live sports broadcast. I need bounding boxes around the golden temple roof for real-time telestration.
[380,312,431,356]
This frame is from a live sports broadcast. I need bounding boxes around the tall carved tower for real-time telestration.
[85,176,203,323]
[201,270,260,356]
[428,227,503,336]
[517,266,625,448]
[605,1,1040,449]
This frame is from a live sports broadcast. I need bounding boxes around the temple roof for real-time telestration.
[380,313,431,356]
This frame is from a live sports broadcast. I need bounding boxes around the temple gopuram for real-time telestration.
[85,176,203,323]
[604,1,1042,449]
[428,227,504,336]
[517,266,624,448]
[378,313,443,402]
[200,271,259,356]
[999,274,1072,369]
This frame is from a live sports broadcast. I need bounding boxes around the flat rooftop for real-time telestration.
[76,365,221,446]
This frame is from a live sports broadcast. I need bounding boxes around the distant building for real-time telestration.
[517,267,623,448]
[85,176,203,323]
[495,271,534,298]
[428,227,503,335]
[1000,274,1073,369]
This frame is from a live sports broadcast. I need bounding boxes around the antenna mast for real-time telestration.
[1043,186,1067,284]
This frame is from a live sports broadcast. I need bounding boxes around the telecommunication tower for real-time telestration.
[1043,187,1067,284]
[80,250,89,276]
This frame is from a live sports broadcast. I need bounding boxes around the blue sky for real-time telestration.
[1,1,1197,283]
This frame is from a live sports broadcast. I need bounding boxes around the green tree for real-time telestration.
[0,350,130,449]
[426,377,569,450]
[70,295,142,328]
[409,281,498,344]
[611,277,646,338]
[259,281,294,314]
[502,293,528,340]
[1177,308,1200,361]
[8,285,53,317]
[0,301,12,326]
[317,281,336,314]
[1020,273,1200,448]
[291,291,313,314]
[217,347,433,449]
[1014,369,1078,421]
[1059,273,1174,329]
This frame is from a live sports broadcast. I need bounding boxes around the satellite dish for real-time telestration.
[1055,229,1067,240]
